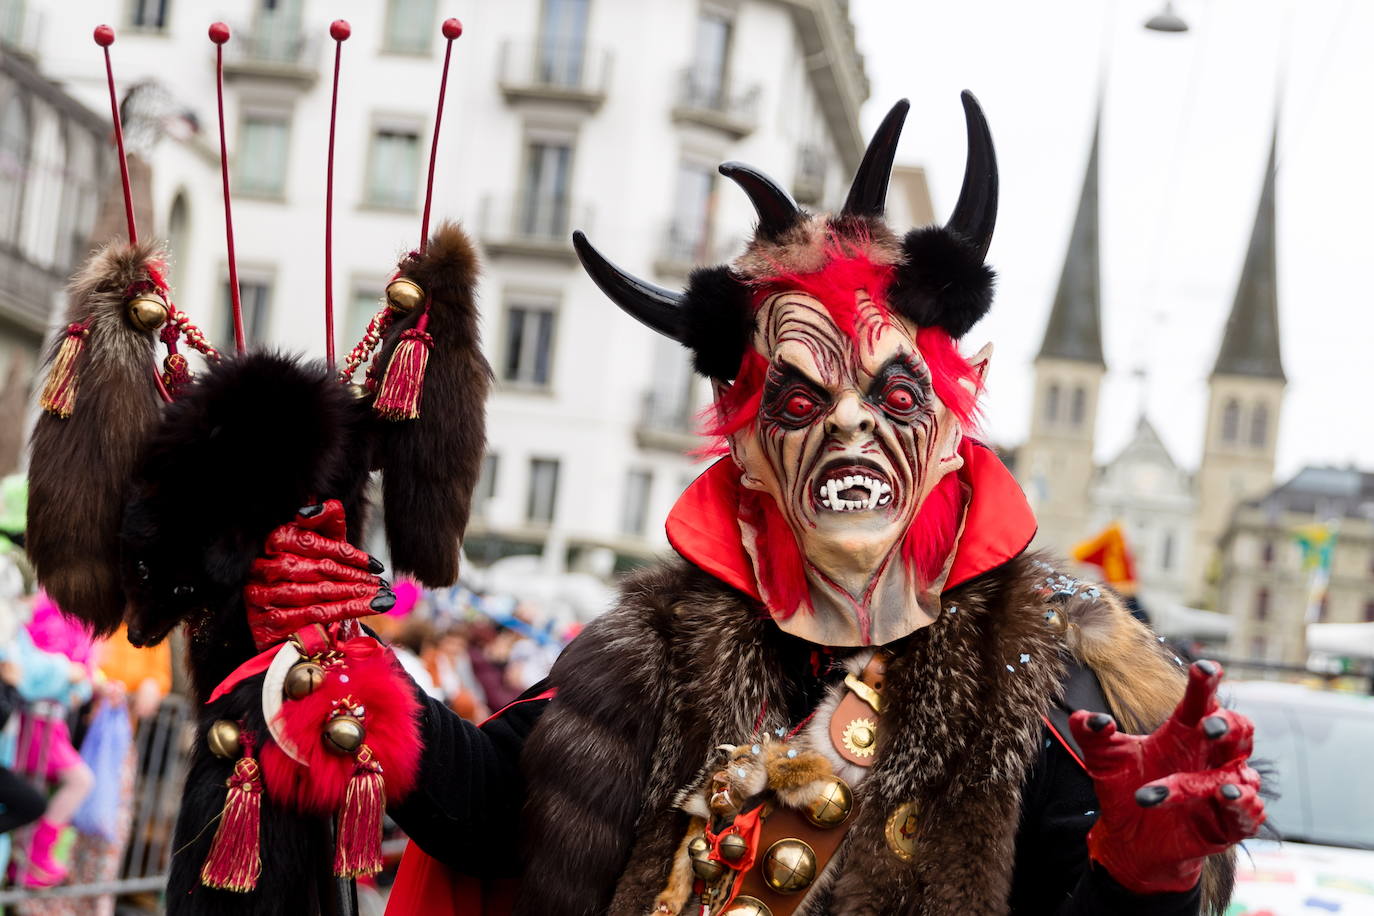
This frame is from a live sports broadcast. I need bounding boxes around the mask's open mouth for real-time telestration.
[813,459,894,513]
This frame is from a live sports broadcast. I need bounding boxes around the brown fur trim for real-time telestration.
[373,222,490,586]
[731,214,904,280]
[27,241,166,634]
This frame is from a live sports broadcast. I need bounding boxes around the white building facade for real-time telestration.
[20,0,868,571]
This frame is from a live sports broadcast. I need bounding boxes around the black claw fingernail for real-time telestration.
[1087,713,1113,732]
[1220,784,1241,800]
[367,556,385,574]
[1135,785,1170,807]
[1203,716,1229,739]
[378,578,391,589]
[1195,660,1218,677]
[370,590,396,612]
[299,504,324,518]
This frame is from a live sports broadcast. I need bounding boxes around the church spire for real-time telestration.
[1037,111,1105,366]
[1212,122,1285,381]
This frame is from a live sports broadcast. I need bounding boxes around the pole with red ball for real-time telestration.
[209,21,245,354]
[324,20,351,368]
[93,25,137,244]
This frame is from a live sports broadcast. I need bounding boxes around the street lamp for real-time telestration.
[1144,1,1189,32]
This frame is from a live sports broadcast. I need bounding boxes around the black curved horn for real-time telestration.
[572,230,685,340]
[841,99,910,217]
[719,161,803,239]
[946,90,998,261]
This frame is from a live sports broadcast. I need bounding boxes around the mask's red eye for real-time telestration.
[885,387,915,412]
[786,393,816,419]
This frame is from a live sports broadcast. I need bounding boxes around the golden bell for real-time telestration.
[385,277,424,314]
[284,661,326,700]
[127,293,169,332]
[323,714,366,755]
[724,896,772,916]
[691,854,725,882]
[718,832,748,862]
[762,838,817,894]
[345,383,369,400]
[805,776,853,828]
[206,719,242,759]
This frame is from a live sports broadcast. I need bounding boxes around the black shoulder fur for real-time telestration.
[887,225,996,339]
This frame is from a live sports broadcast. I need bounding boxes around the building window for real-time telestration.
[1364,600,1374,624]
[503,302,557,388]
[527,458,560,524]
[688,9,732,109]
[537,0,590,87]
[55,128,97,270]
[1260,539,1274,568]
[342,284,383,357]
[237,115,289,198]
[1070,386,1087,427]
[1044,383,1060,424]
[1317,594,1329,622]
[223,278,272,346]
[1254,587,1269,622]
[1221,398,1240,444]
[365,127,421,209]
[1160,531,1174,571]
[1250,402,1269,448]
[1248,636,1266,661]
[167,192,190,291]
[666,159,715,264]
[383,0,436,54]
[475,453,498,515]
[0,95,31,245]
[130,0,170,30]
[621,469,653,537]
[520,140,572,240]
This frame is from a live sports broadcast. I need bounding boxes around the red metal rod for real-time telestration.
[94,26,137,244]
[323,22,351,367]
[210,22,245,353]
[419,19,463,255]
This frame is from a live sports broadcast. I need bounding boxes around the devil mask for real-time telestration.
[576,94,999,646]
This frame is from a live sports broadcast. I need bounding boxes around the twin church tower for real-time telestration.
[1014,113,1285,606]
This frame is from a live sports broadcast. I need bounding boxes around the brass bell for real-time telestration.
[688,836,710,859]
[724,896,772,916]
[284,661,326,700]
[127,292,169,332]
[718,832,748,862]
[345,383,369,400]
[691,854,725,882]
[385,277,424,314]
[323,714,366,755]
[762,838,817,894]
[805,776,853,828]
[206,719,242,759]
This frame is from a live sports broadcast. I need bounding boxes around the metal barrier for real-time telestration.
[0,695,193,910]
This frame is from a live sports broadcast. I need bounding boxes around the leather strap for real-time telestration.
[828,652,887,767]
[736,798,858,916]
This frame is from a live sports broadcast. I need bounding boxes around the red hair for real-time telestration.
[901,473,964,588]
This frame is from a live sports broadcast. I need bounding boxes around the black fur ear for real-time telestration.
[682,266,754,381]
[887,226,995,339]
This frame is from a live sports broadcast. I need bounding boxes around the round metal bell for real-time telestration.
[724,896,772,916]
[691,854,724,882]
[762,838,817,894]
[323,714,366,755]
[127,292,169,332]
[283,661,326,700]
[805,776,853,828]
[385,277,424,313]
[206,719,242,759]
[718,832,748,862]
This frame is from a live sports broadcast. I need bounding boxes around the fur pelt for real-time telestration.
[731,213,904,280]
[27,241,167,634]
[372,221,489,586]
[681,266,755,381]
[517,552,1235,916]
[120,353,373,657]
[887,226,996,340]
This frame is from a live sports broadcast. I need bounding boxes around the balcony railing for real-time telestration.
[221,22,320,85]
[477,193,590,260]
[498,40,611,110]
[0,0,41,56]
[636,389,699,453]
[793,144,828,207]
[654,223,743,278]
[670,69,760,138]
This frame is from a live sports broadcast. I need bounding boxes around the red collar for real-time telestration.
[665,440,1036,603]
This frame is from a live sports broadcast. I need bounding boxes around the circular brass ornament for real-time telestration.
[762,838,817,894]
[385,277,424,314]
[724,896,772,916]
[841,717,878,758]
[805,776,853,828]
[127,292,169,332]
[688,836,709,859]
[691,854,725,882]
[884,801,920,862]
[718,832,748,862]
[206,719,241,759]
[284,661,326,700]
[323,714,366,755]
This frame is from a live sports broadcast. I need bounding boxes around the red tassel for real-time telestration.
[334,745,385,878]
[39,323,90,418]
[372,326,432,421]
[162,352,193,396]
[200,750,263,892]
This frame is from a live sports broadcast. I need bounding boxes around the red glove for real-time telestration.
[244,500,394,650]
[1068,660,1265,895]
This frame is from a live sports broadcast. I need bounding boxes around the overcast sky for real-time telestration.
[850,0,1373,480]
